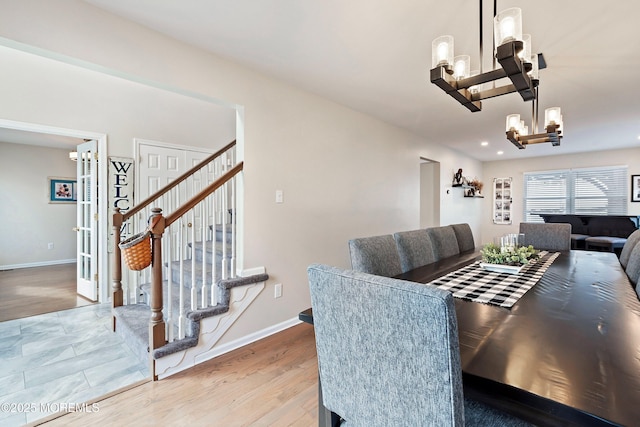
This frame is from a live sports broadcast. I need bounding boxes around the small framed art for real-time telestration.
[493,177,512,224]
[48,177,77,203]
[632,175,640,202]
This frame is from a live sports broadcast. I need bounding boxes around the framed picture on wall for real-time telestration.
[493,177,512,224]
[48,177,77,203]
[632,175,640,202]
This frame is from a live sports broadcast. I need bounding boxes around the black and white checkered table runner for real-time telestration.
[428,251,560,308]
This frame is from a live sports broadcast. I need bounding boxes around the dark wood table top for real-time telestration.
[301,250,640,426]
[403,250,640,426]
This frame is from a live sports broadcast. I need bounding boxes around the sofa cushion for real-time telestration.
[585,236,627,249]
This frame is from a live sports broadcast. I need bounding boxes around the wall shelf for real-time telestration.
[452,184,483,198]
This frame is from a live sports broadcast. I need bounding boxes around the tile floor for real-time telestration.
[0,304,149,426]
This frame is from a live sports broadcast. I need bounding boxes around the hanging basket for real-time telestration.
[118,216,161,271]
[119,230,152,271]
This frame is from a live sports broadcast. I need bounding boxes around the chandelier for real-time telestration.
[429,2,564,148]
[505,95,563,149]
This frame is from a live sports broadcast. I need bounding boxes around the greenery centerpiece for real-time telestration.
[480,243,539,266]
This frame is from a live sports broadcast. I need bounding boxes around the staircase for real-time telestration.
[111,141,268,379]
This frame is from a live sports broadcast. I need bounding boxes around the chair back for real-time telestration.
[307,264,464,426]
[348,235,402,277]
[426,226,461,260]
[620,229,640,269]
[625,242,640,287]
[450,223,475,252]
[519,222,571,251]
[393,229,436,272]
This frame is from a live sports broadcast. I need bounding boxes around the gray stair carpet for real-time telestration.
[113,273,268,364]
[114,231,267,364]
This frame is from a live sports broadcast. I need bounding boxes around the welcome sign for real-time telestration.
[108,157,135,251]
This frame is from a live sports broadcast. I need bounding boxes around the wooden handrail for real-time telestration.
[165,162,243,227]
[122,139,236,222]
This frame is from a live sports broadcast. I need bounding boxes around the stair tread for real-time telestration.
[115,273,268,360]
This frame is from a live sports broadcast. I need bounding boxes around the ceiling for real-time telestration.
[79,0,640,161]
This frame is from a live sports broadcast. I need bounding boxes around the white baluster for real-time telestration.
[190,210,197,311]
[230,175,236,278]
[178,217,186,340]
[201,200,208,308]
[165,226,173,343]
[221,180,228,280]
[215,157,222,224]
[210,193,218,307]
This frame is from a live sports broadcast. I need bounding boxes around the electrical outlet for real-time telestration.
[274,283,282,298]
[48,243,54,250]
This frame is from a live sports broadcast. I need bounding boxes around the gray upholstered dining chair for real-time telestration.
[625,241,640,288]
[393,229,436,273]
[451,223,475,252]
[519,222,571,251]
[307,264,532,427]
[348,234,402,277]
[426,225,461,260]
[620,229,640,269]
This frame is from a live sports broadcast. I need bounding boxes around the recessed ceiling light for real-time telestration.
[481,141,489,146]
[497,151,504,155]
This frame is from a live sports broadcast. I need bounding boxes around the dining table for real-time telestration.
[300,249,640,427]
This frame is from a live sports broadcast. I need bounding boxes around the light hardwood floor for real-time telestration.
[0,264,94,322]
[40,323,320,426]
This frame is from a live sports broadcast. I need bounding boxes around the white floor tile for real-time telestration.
[0,304,149,426]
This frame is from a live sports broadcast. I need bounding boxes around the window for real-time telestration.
[523,166,628,222]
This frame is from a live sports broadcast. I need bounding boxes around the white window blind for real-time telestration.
[524,166,628,222]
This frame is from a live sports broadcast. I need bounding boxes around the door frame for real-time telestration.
[0,118,109,302]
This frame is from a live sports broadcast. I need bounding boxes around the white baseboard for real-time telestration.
[0,259,75,271]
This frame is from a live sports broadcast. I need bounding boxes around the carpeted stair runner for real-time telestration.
[114,273,268,364]
[113,224,268,366]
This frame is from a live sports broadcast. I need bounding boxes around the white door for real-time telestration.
[138,144,211,202]
[138,141,212,221]
[137,142,213,257]
[76,139,98,301]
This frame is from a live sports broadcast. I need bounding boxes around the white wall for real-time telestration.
[0,0,483,345]
[0,142,76,267]
[481,147,640,245]
[0,45,236,155]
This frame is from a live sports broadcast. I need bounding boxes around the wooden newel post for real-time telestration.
[149,207,167,376]
[112,208,124,331]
